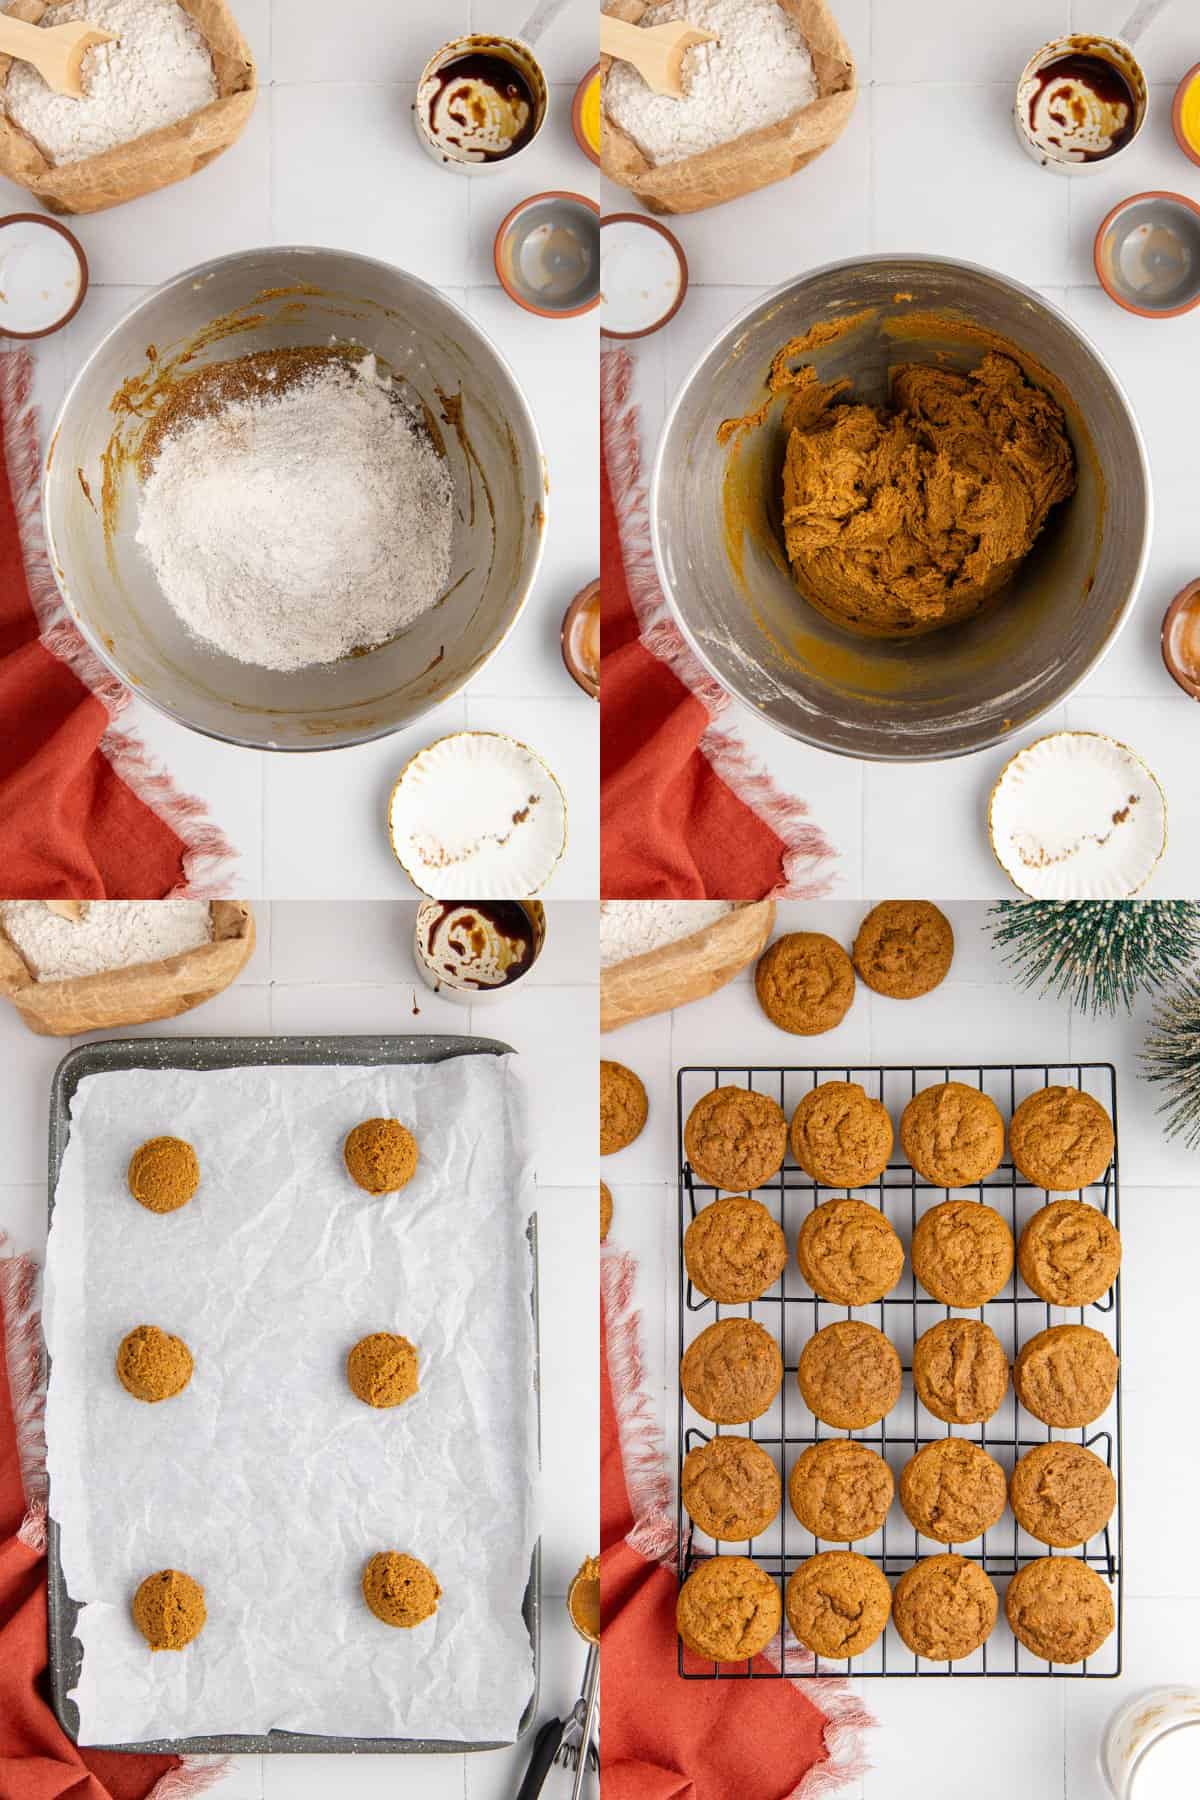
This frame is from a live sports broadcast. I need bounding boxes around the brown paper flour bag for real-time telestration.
[0,900,255,1035]
[0,0,257,214]
[600,900,775,1032]
[601,0,856,215]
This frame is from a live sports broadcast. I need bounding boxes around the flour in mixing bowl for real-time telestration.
[134,351,455,672]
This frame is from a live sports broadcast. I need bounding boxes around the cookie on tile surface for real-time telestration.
[852,900,954,999]
[600,1060,648,1155]
[754,933,855,1035]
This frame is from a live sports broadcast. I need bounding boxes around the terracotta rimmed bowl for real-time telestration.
[1094,190,1200,317]
[1172,62,1200,169]
[0,214,87,339]
[650,254,1151,763]
[493,190,599,319]
[572,62,601,166]
[1162,579,1200,701]
[561,578,600,699]
[600,213,688,341]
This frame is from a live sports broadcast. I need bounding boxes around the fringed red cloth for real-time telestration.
[0,1245,229,1798]
[600,350,837,901]
[600,1251,873,1799]
[0,351,236,898]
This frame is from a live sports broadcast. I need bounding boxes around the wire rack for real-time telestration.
[675,1061,1123,1680]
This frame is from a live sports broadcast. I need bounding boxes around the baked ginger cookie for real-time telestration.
[798,1321,901,1430]
[1018,1200,1121,1305]
[685,1196,787,1303]
[684,1085,787,1191]
[682,1318,783,1424]
[1005,1557,1114,1664]
[600,1181,613,1242]
[754,933,855,1035]
[127,1136,199,1214]
[116,1325,193,1403]
[600,1060,648,1155]
[789,1081,893,1188]
[911,1200,1014,1307]
[797,1198,904,1306]
[788,1438,894,1542]
[1009,1442,1116,1548]
[892,1554,998,1661]
[132,1569,206,1651]
[785,1551,891,1659]
[912,1318,1008,1424]
[362,1552,441,1627]
[676,1555,781,1662]
[1014,1324,1117,1427]
[899,1438,1007,1545]
[1009,1086,1114,1191]
[344,1118,418,1194]
[347,1333,418,1408]
[900,1082,1005,1187]
[682,1436,782,1540]
[852,901,954,999]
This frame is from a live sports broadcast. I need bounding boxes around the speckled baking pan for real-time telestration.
[46,1034,540,1756]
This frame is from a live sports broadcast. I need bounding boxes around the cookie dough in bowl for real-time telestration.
[650,256,1149,762]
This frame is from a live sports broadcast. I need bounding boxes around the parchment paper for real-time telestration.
[44,1054,539,1744]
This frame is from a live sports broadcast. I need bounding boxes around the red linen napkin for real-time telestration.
[0,352,236,899]
[600,1250,872,1799]
[0,1244,228,1798]
[600,350,837,901]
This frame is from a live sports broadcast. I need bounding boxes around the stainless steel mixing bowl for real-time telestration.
[651,255,1151,761]
[44,247,546,751]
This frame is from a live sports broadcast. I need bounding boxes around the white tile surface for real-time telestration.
[604,899,1197,1800]
[0,901,597,1794]
[873,0,1070,84]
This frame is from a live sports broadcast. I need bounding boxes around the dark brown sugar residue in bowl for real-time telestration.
[426,52,538,161]
[428,901,536,985]
[1025,53,1138,160]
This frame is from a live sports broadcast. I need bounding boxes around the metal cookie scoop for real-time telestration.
[0,15,116,98]
[599,14,717,98]
[514,1560,600,1797]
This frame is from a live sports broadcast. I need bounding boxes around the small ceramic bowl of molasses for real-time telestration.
[414,34,547,173]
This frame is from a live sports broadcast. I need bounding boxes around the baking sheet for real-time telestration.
[44,1036,540,1748]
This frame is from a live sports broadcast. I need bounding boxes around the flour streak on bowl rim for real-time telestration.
[648,252,1153,765]
[42,245,548,755]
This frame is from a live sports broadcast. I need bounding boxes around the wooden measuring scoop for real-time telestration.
[600,14,718,98]
[0,15,116,98]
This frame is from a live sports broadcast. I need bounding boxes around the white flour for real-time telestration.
[603,0,817,166]
[4,0,217,168]
[600,901,736,967]
[135,355,455,672]
[1,900,211,981]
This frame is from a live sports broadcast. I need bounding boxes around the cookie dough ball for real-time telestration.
[900,1082,1005,1186]
[347,1333,419,1408]
[600,1061,648,1155]
[116,1325,193,1403]
[676,1555,781,1662]
[1018,1200,1121,1306]
[344,1119,418,1194]
[852,901,954,998]
[911,1200,1014,1308]
[684,1196,787,1303]
[127,1136,200,1214]
[755,933,855,1035]
[785,1551,891,1659]
[789,1081,893,1188]
[600,1181,613,1242]
[797,1198,904,1306]
[684,1086,787,1191]
[1009,1086,1114,1191]
[1009,1442,1116,1549]
[912,1318,1008,1425]
[1005,1557,1115,1664]
[132,1569,206,1651]
[788,1439,894,1543]
[797,1321,901,1430]
[1014,1324,1117,1428]
[362,1552,441,1628]
[899,1439,1007,1545]
[682,1436,782,1541]
[892,1554,998,1661]
[681,1318,783,1425]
